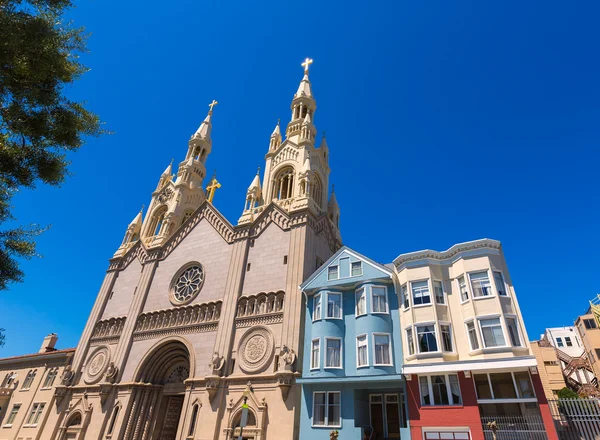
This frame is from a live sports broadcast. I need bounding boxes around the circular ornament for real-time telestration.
[170,263,205,305]
[237,327,274,373]
[84,346,110,384]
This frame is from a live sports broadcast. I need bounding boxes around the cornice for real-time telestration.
[393,238,502,268]
[0,349,75,367]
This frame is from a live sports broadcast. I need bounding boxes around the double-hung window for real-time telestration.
[434,281,445,304]
[42,368,58,388]
[474,372,535,400]
[312,391,341,427]
[584,319,597,330]
[313,294,322,321]
[327,293,342,319]
[327,265,339,281]
[22,370,36,389]
[311,339,320,369]
[479,317,506,347]
[493,271,507,296]
[412,280,431,305]
[419,374,462,405]
[325,338,342,368]
[357,335,368,367]
[565,337,573,347]
[351,261,363,276]
[440,324,453,352]
[458,276,469,302]
[5,404,21,425]
[505,317,521,347]
[556,337,564,347]
[401,284,409,309]
[26,403,45,426]
[406,328,415,356]
[374,333,392,365]
[466,321,479,350]
[416,324,438,353]
[469,271,492,297]
[372,286,388,313]
[356,287,366,316]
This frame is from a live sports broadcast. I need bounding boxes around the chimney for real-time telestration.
[39,333,58,353]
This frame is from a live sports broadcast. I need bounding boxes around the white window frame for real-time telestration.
[371,285,389,314]
[313,293,322,321]
[325,337,343,369]
[351,261,363,277]
[355,287,367,317]
[311,338,321,370]
[356,334,369,368]
[458,275,469,303]
[411,279,432,306]
[406,326,415,356]
[419,374,462,406]
[469,270,494,299]
[505,315,522,347]
[327,265,340,281]
[556,337,564,347]
[312,391,342,428]
[477,316,508,349]
[474,371,537,402]
[493,271,508,296]
[373,332,393,366]
[415,322,440,354]
[433,280,446,305]
[401,283,410,309]
[440,323,454,353]
[465,319,480,351]
[423,428,471,440]
[325,292,343,319]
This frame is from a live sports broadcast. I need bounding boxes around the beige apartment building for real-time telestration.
[0,335,74,440]
[575,308,600,381]
[530,340,567,401]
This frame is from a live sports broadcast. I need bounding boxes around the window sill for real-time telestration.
[460,299,471,305]
[481,346,512,353]
[435,302,447,306]
[473,295,496,301]
[420,405,463,410]
[20,388,31,392]
[310,367,320,371]
[357,365,369,369]
[312,424,342,429]
[324,317,343,321]
[374,363,394,367]
[2,424,13,428]
[413,303,433,309]
[372,311,389,315]
[324,367,343,370]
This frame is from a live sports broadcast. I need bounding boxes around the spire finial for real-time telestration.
[301,58,313,74]
[208,99,218,113]
[140,204,145,213]
[277,118,280,126]
[257,166,261,175]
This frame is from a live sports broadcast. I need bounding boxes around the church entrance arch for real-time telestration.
[121,339,193,440]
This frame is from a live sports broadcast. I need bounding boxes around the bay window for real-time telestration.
[374,333,391,365]
[478,317,506,348]
[356,287,366,316]
[357,335,368,367]
[412,280,431,305]
[325,338,342,368]
[434,280,445,304]
[372,286,388,313]
[419,374,462,406]
[469,271,492,297]
[416,324,438,353]
[313,294,321,321]
[493,271,507,296]
[326,293,342,319]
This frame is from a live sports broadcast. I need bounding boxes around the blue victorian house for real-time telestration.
[298,247,409,440]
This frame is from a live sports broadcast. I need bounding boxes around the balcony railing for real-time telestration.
[481,415,548,440]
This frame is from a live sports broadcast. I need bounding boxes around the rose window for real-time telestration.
[172,265,204,304]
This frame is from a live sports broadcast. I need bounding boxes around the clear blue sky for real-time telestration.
[1,0,599,357]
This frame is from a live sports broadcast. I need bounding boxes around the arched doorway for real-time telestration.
[121,339,192,440]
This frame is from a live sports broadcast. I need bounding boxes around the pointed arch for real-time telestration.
[272,166,295,201]
[147,205,168,237]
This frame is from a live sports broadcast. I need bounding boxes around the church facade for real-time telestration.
[39,60,341,440]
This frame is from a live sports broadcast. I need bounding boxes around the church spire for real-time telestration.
[269,119,282,150]
[286,58,316,140]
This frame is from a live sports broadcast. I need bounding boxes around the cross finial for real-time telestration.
[206,172,222,204]
[208,100,218,112]
[301,58,313,74]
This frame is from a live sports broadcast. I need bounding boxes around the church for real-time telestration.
[11,59,340,440]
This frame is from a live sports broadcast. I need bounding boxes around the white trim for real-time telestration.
[439,322,454,353]
[457,275,470,304]
[433,280,446,305]
[350,260,363,277]
[371,285,389,314]
[415,322,440,355]
[324,337,343,369]
[311,391,342,428]
[372,332,393,366]
[493,270,508,297]
[313,293,322,321]
[355,286,367,317]
[402,356,538,374]
[419,373,462,406]
[478,315,509,349]
[356,333,369,368]
[325,291,343,320]
[401,283,410,310]
[468,270,496,300]
[327,264,340,281]
[505,314,522,347]
[310,338,320,370]
[410,279,432,306]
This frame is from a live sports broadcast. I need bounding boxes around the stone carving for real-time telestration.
[236,292,284,318]
[134,301,222,336]
[91,317,126,341]
[171,264,205,304]
[84,346,110,384]
[209,352,225,376]
[157,187,174,203]
[60,366,74,386]
[105,362,118,383]
[238,327,274,374]
[278,345,296,372]
[275,372,295,401]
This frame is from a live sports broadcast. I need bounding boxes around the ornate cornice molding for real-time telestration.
[393,238,502,268]
[235,313,284,328]
[132,323,218,341]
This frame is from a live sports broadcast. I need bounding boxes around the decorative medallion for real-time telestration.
[83,346,110,384]
[170,263,205,305]
[237,327,274,373]
[157,187,174,203]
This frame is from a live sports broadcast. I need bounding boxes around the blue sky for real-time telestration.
[1,0,599,356]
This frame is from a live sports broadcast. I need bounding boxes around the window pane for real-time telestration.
[326,339,341,367]
[412,281,431,305]
[328,266,338,280]
[327,293,341,318]
[467,322,479,350]
[441,325,453,352]
[375,334,390,365]
[372,287,387,313]
[514,372,535,398]
[431,375,449,405]
[480,318,506,347]
[449,374,462,404]
[406,329,415,356]
[506,318,521,347]
[434,281,444,304]
[351,261,362,276]
[357,336,368,367]
[474,374,492,399]
[494,272,506,296]
[458,277,469,301]
[490,373,518,399]
[556,337,564,347]
[402,284,409,309]
[417,325,438,353]
[356,288,366,315]
[312,340,320,368]
[470,271,492,297]
[314,294,321,320]
[313,393,326,425]
[328,392,341,426]
[565,337,573,347]
[419,376,431,405]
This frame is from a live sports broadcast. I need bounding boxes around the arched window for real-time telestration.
[67,412,81,427]
[310,175,323,208]
[188,404,199,436]
[42,368,58,388]
[148,207,167,237]
[107,406,120,435]
[199,149,207,163]
[273,167,294,201]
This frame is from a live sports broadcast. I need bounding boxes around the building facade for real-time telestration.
[574,309,600,387]
[298,247,409,440]
[0,335,74,440]
[530,340,567,401]
[27,62,342,440]
[394,239,558,440]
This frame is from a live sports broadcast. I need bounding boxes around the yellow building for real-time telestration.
[530,340,567,401]
[575,307,600,381]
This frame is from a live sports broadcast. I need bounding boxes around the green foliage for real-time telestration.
[0,0,105,289]
[557,387,579,399]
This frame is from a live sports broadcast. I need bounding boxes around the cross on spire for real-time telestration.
[301,58,313,74]
[206,172,222,204]
[208,100,218,112]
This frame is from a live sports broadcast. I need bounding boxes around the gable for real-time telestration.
[301,247,393,292]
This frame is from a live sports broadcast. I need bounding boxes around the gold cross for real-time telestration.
[301,58,313,74]
[208,100,218,112]
[206,175,221,203]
